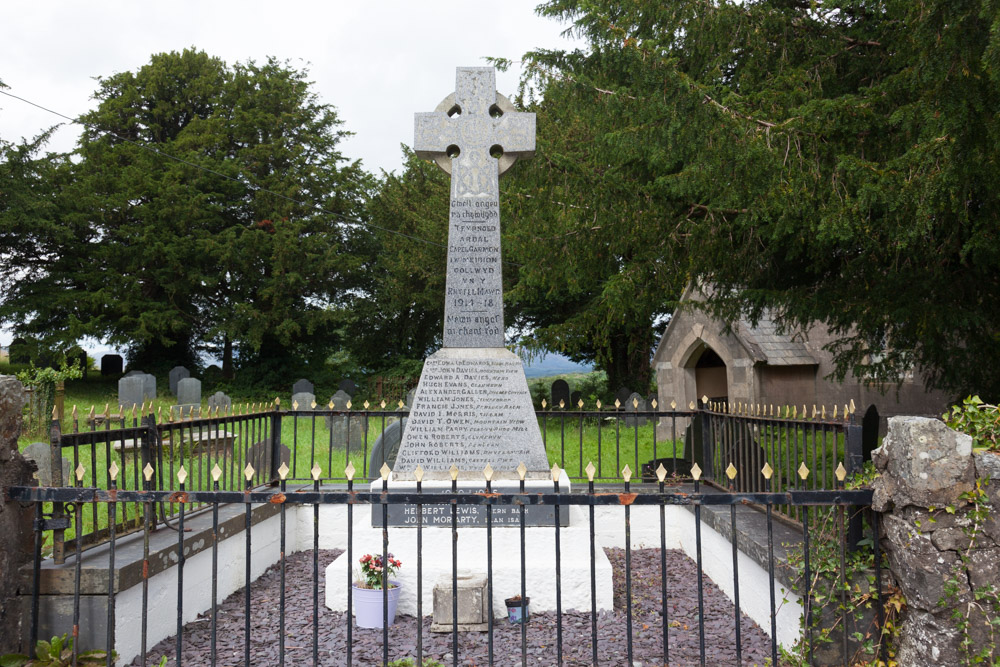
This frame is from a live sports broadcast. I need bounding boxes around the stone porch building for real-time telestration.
[653,285,952,437]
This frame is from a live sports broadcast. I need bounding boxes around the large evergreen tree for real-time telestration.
[1,49,370,377]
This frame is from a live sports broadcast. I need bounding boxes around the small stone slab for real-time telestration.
[325,410,365,450]
[100,354,123,376]
[176,377,201,406]
[431,571,489,632]
[550,379,570,408]
[22,442,71,486]
[168,366,190,395]
[371,474,570,527]
[368,418,408,480]
[207,391,231,412]
[292,392,316,410]
[292,378,314,396]
[624,392,648,427]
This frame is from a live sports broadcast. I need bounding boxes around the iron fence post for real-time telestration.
[48,414,66,564]
[845,414,864,550]
[269,405,283,484]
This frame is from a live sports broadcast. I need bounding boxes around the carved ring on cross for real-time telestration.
[429,92,521,176]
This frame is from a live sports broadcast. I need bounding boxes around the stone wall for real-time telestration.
[0,375,35,653]
[872,417,999,665]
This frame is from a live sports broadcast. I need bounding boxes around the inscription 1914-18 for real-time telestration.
[444,198,503,345]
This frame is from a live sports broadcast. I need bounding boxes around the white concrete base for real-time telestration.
[324,505,613,618]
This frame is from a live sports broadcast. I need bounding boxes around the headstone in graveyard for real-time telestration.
[615,386,633,407]
[392,66,549,485]
[570,390,582,408]
[204,364,222,384]
[550,379,570,408]
[21,442,71,487]
[246,439,290,484]
[207,391,232,412]
[118,375,147,410]
[125,369,144,377]
[325,389,364,448]
[368,418,408,480]
[292,378,314,396]
[624,392,648,427]
[176,377,201,407]
[141,373,156,400]
[8,338,31,364]
[292,392,316,410]
[100,354,123,376]
[337,379,357,397]
[169,366,190,395]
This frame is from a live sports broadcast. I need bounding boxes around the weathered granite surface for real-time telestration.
[872,417,999,665]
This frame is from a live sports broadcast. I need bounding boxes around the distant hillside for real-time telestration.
[522,352,594,378]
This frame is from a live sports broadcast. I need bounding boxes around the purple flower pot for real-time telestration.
[352,582,401,628]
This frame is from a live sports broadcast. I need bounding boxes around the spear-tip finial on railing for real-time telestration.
[622,464,632,483]
[849,399,856,414]
[244,463,255,482]
[797,462,810,480]
[380,400,387,409]
[578,398,584,409]
[551,463,561,482]
[689,400,696,410]
[596,399,602,410]
[211,463,222,482]
[655,463,667,483]
[397,400,405,409]
[761,462,773,480]
[449,463,459,481]
[541,399,547,409]
[691,462,702,481]
[585,461,596,482]
[274,397,280,409]
[632,397,638,409]
[363,400,370,410]
[414,464,424,483]
[651,398,657,410]
[559,399,565,409]
[516,462,527,481]
[177,466,188,485]
[278,461,289,480]
[381,462,392,481]
[51,405,59,419]
[293,401,299,411]
[311,463,322,481]
[835,462,847,482]
[670,400,676,410]
[143,462,154,482]
[726,462,738,480]
[483,463,494,482]
[614,398,621,409]
[76,462,86,482]
[345,461,356,481]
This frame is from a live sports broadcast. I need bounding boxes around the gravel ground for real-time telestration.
[130,548,773,666]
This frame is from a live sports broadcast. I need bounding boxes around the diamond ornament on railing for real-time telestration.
[108,460,120,481]
[516,462,527,481]
[726,462,738,480]
[614,398,621,409]
[364,400,370,410]
[292,401,299,410]
[278,462,290,480]
[449,463,459,481]
[177,466,188,485]
[835,462,847,482]
[798,462,810,480]
[244,463,255,481]
[381,462,392,481]
[414,464,425,483]
[622,465,632,483]
[670,400,677,410]
[541,399,547,409]
[651,398,658,409]
[690,462,702,481]
[585,461,596,482]
[559,399,565,408]
[143,462,154,482]
[761,462,774,480]
[345,462,356,481]
[76,462,86,482]
[311,463,322,481]
[578,399,584,409]
[483,463,495,482]
[211,463,222,482]
[551,463,561,482]
[656,463,667,483]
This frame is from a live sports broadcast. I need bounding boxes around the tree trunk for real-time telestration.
[222,336,234,380]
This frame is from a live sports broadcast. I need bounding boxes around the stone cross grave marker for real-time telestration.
[414,66,535,348]
[391,67,552,487]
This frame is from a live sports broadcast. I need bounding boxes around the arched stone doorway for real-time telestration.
[691,345,728,407]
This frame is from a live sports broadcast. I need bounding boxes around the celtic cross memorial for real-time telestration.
[390,67,553,486]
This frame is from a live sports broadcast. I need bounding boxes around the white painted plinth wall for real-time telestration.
[109,499,802,665]
[324,505,614,618]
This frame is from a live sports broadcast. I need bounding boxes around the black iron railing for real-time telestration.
[11,467,885,667]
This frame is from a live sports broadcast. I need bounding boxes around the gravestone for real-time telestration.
[615,386,633,407]
[292,392,316,410]
[624,392,648,427]
[22,442,71,487]
[207,391,232,412]
[246,440,290,484]
[204,364,222,384]
[141,373,156,400]
[168,366,190,395]
[337,379,357,397]
[176,377,201,407]
[570,390,582,408]
[550,379,570,408]
[118,375,147,409]
[125,369,144,377]
[368,418,408,480]
[292,379,314,396]
[325,390,364,448]
[100,354,123,376]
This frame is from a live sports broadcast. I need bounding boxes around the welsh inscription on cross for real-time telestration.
[414,67,535,348]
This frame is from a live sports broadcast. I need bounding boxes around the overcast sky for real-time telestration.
[0,0,585,355]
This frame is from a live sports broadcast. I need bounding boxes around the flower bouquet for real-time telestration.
[355,553,402,590]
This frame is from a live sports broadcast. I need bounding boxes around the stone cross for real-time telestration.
[414,67,535,348]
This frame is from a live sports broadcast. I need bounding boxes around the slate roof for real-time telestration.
[736,316,816,366]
